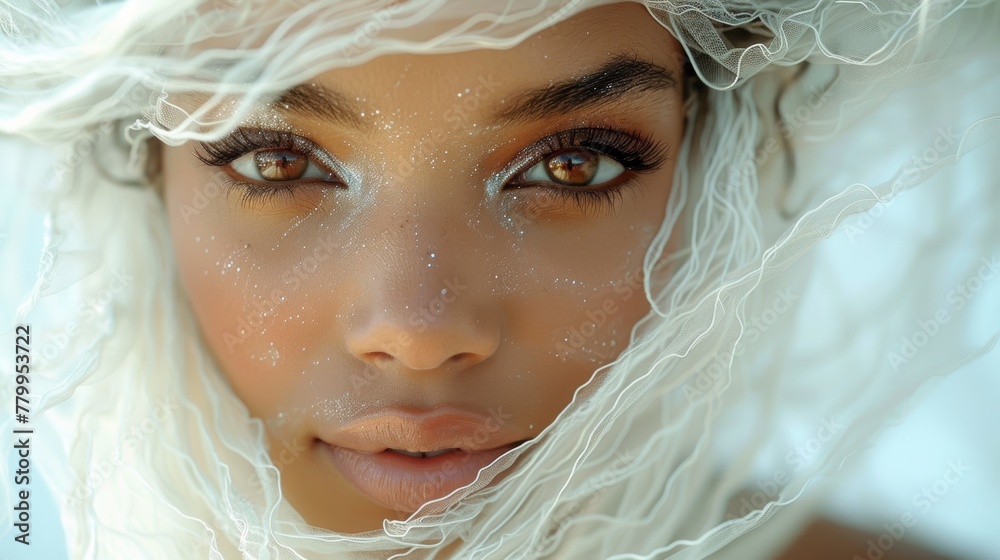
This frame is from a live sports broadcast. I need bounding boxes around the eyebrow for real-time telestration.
[493,54,679,124]
[269,83,365,128]
[267,53,678,128]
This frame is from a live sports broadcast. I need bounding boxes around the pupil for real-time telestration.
[547,149,598,185]
[256,150,306,181]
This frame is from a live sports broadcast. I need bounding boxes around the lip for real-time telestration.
[318,406,527,512]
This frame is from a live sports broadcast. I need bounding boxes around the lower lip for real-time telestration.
[324,443,518,513]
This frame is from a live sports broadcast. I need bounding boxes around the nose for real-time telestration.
[344,232,501,375]
[347,304,500,372]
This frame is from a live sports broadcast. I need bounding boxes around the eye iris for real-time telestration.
[546,149,599,186]
[254,150,307,181]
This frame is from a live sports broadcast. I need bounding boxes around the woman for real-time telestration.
[1,0,998,558]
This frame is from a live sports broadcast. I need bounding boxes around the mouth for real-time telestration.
[322,440,530,513]
[386,448,460,458]
[318,406,531,512]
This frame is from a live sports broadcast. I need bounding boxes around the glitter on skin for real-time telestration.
[160,2,686,534]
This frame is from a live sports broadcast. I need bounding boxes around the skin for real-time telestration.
[158,4,946,557]
[162,2,686,535]
[775,519,957,560]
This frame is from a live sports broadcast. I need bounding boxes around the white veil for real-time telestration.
[1,0,999,558]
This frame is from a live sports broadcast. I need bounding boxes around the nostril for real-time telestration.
[448,352,472,364]
[364,350,479,371]
[366,351,393,363]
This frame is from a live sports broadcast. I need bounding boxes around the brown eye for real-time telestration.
[546,149,600,185]
[254,150,308,181]
[228,147,334,183]
[520,147,626,187]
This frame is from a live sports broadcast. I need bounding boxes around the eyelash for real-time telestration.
[194,128,340,209]
[193,126,668,214]
[505,127,668,218]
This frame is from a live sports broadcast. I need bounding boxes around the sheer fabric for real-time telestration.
[1,1,998,558]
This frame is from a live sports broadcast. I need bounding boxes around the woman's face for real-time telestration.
[162,2,685,533]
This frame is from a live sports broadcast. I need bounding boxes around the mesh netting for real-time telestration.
[1,0,998,558]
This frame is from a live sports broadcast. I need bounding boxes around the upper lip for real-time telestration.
[320,405,523,454]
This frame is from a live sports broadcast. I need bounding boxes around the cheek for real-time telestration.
[163,152,308,415]
[502,245,655,425]
[540,254,653,368]
[161,138,676,427]
[520,195,670,376]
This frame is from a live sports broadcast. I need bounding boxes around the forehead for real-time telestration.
[312,3,675,100]
[168,2,683,147]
